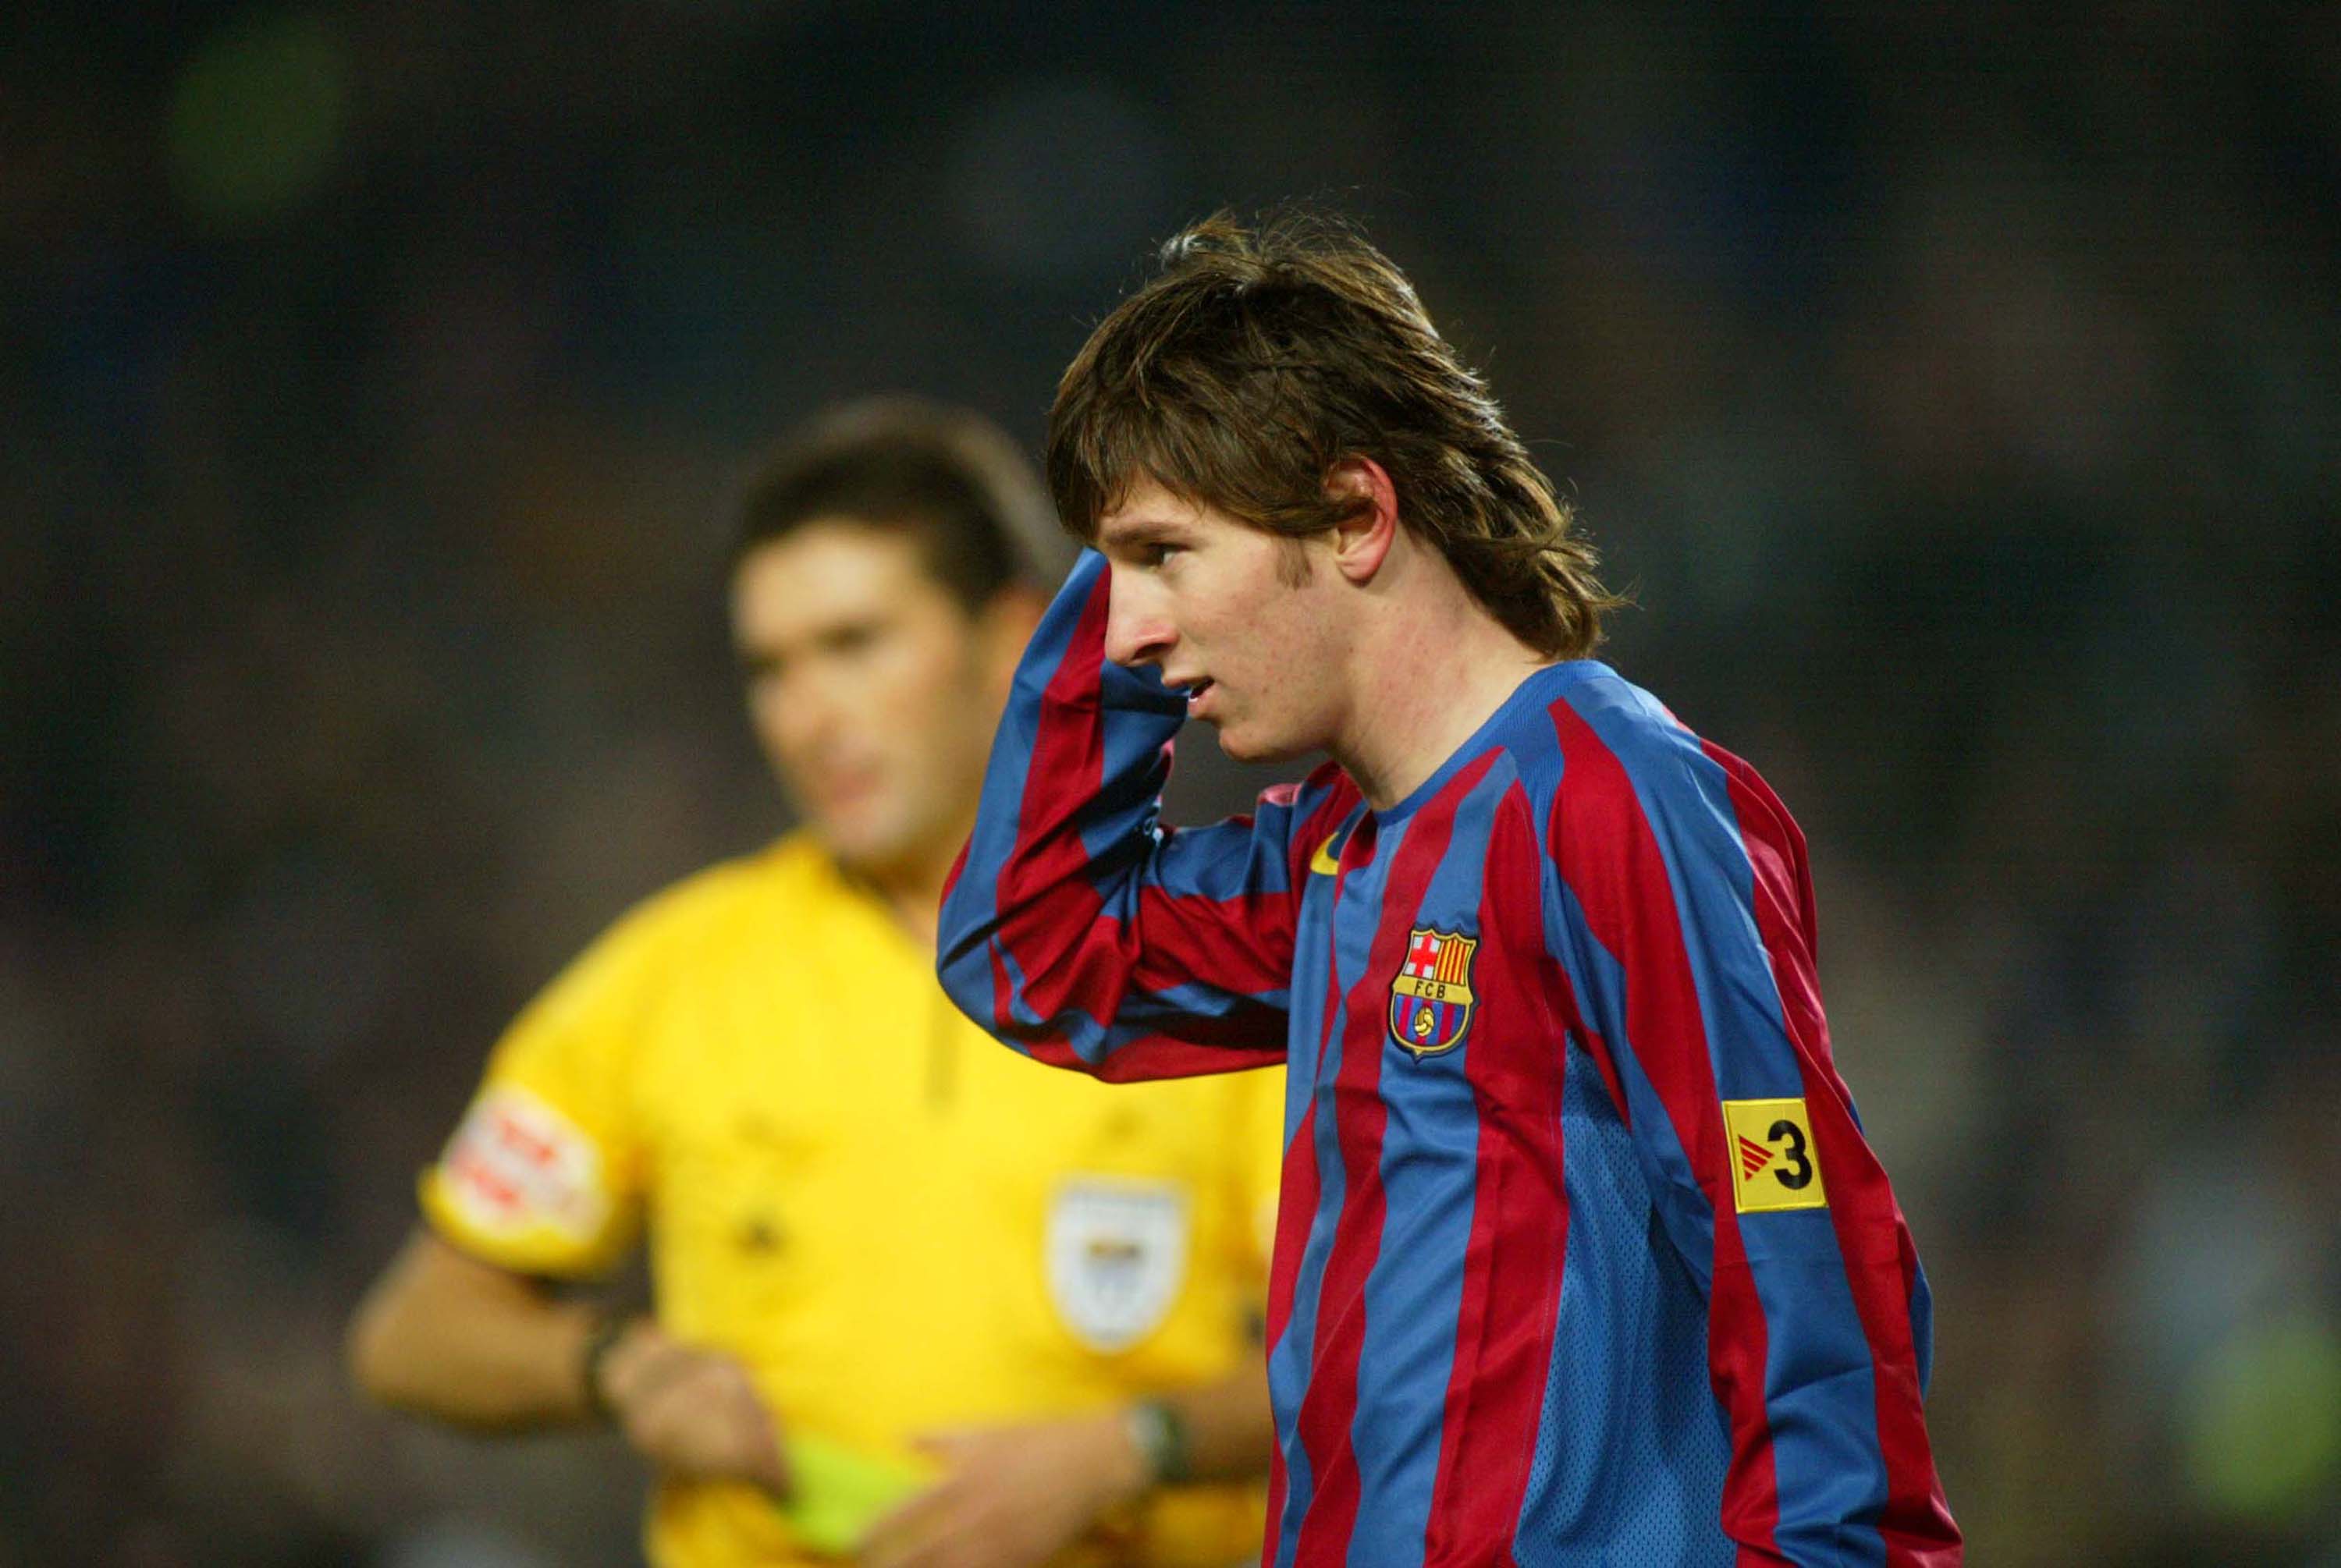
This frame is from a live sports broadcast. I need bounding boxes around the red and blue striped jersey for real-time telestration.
[940,554,1961,1566]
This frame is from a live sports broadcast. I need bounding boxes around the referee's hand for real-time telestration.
[857,1413,1149,1568]
[598,1321,790,1494]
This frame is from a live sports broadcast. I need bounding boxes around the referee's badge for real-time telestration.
[1389,927,1479,1058]
[439,1086,609,1243]
[1045,1179,1190,1353]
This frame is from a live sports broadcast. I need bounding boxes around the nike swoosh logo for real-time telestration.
[1309,832,1343,876]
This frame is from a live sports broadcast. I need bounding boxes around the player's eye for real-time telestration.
[1140,542,1183,569]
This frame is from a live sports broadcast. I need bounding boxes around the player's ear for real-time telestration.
[1324,457,1398,586]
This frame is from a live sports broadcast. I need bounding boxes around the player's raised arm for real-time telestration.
[1540,674,1960,1566]
[938,549,1348,1080]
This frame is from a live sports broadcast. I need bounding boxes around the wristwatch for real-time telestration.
[1122,1397,1191,1487]
[579,1311,637,1421]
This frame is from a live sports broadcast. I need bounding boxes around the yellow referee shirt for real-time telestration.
[420,832,1281,1568]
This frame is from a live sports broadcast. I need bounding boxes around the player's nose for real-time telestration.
[1102,572,1174,669]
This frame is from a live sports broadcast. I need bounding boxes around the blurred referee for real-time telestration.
[349,399,1279,1568]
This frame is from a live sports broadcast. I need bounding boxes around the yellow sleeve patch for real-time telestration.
[420,1085,623,1274]
[1722,1098,1828,1214]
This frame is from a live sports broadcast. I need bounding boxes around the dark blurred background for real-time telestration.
[5,4,2338,1565]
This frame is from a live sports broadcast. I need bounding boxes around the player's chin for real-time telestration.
[1210,719,1302,766]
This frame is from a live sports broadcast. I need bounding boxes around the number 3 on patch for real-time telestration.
[1722,1098,1828,1213]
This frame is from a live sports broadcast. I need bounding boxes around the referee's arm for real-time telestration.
[347,1226,603,1427]
[349,1227,790,1492]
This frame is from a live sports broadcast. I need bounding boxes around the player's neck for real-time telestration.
[1330,566,1551,812]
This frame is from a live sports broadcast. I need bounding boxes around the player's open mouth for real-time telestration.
[1185,679,1215,713]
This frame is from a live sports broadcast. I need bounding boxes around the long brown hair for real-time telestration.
[1048,208,1622,658]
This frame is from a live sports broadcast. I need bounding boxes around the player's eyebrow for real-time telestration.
[1096,513,1191,551]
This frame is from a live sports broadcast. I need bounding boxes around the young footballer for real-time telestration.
[938,214,1963,1566]
[350,399,1281,1568]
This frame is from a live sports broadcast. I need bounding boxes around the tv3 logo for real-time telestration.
[1722,1098,1828,1213]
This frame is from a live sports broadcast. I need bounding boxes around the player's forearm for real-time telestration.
[940,554,1299,1080]
[346,1230,604,1430]
[937,551,1185,1050]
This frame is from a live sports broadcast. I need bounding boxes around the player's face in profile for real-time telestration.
[731,523,1008,877]
[1097,480,1344,763]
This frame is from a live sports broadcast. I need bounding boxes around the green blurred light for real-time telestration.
[2181,1314,2341,1524]
[166,12,349,225]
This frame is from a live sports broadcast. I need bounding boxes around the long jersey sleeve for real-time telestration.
[939,553,1961,1566]
[940,551,1348,1080]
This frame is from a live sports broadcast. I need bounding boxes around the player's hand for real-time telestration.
[597,1321,790,1494]
[855,1413,1149,1568]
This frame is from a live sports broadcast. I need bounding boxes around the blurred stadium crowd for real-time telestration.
[4,4,2336,1565]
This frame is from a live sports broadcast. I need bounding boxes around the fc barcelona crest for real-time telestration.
[1388,928,1479,1058]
